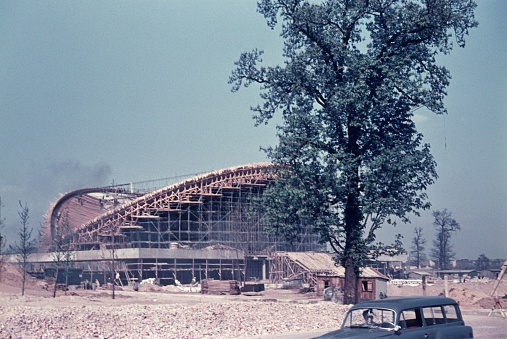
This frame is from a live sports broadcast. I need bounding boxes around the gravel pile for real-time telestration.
[0,294,348,339]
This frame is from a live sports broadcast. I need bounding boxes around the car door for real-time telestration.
[398,308,438,339]
[419,306,445,339]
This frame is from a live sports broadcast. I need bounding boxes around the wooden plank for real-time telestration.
[131,214,160,219]
[149,208,182,212]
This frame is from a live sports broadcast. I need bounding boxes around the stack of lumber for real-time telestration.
[200,279,240,295]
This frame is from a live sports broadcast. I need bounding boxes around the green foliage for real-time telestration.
[409,226,427,268]
[9,201,37,296]
[231,0,477,303]
[476,254,490,271]
[10,201,37,259]
[430,208,461,270]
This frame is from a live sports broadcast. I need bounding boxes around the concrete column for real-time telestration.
[262,259,266,281]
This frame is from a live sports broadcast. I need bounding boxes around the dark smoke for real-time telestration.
[0,159,112,247]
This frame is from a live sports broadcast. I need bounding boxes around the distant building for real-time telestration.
[368,253,408,279]
[19,164,324,286]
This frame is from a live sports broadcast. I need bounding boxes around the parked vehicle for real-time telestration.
[314,296,473,338]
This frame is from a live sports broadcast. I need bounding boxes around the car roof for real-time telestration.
[349,296,459,313]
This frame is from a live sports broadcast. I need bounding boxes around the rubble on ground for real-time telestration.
[0,263,347,338]
[1,261,506,338]
[0,292,347,339]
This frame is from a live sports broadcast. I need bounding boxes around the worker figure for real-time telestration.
[363,309,376,326]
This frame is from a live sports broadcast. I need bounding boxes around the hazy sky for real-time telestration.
[1,1,505,260]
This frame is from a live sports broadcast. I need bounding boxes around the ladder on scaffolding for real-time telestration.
[118,261,132,287]
[122,262,141,288]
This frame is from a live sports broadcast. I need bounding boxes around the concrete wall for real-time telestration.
[5,247,246,264]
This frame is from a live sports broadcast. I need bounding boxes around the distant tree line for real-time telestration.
[408,209,503,271]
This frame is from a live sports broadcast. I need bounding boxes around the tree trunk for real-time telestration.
[343,257,358,304]
[342,188,362,304]
[65,267,69,296]
[341,123,363,305]
[21,269,26,296]
[53,266,59,298]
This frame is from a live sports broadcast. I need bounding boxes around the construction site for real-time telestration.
[8,161,504,304]
[28,163,333,289]
[2,163,506,338]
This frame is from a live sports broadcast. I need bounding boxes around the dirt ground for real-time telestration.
[387,278,507,309]
[0,263,349,339]
[1,263,506,338]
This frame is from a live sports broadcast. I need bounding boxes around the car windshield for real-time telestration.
[342,308,396,329]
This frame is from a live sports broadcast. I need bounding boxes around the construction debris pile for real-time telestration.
[0,293,347,339]
[0,261,348,338]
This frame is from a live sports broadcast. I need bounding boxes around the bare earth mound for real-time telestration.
[387,278,507,309]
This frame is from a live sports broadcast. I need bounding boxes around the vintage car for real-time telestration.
[315,296,474,338]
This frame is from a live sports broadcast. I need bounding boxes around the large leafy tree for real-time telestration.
[230,0,476,304]
[430,209,461,270]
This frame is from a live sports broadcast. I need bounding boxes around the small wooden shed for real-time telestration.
[269,252,389,301]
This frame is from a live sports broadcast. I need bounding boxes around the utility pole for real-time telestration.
[0,196,4,256]
[0,197,3,283]
[0,196,2,244]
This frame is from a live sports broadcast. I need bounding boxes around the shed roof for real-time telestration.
[279,252,389,280]
[408,271,432,276]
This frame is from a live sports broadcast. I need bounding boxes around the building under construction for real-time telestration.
[33,163,324,287]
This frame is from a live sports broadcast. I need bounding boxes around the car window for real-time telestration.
[343,308,395,328]
[423,306,443,325]
[399,309,422,329]
[443,304,460,322]
[422,304,460,325]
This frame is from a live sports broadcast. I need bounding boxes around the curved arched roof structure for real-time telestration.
[44,163,321,254]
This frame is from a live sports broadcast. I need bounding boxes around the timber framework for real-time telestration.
[33,163,323,286]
